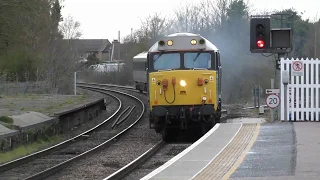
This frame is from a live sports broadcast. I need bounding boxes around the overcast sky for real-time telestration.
[61,0,320,41]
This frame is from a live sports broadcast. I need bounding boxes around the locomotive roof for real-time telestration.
[148,33,219,52]
[133,51,147,62]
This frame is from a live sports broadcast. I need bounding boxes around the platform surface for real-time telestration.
[10,111,54,127]
[228,122,320,180]
[141,123,243,180]
[0,124,18,136]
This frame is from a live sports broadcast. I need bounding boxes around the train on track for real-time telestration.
[132,33,222,141]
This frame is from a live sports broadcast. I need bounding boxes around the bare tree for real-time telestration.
[39,39,78,93]
[59,15,82,39]
[148,12,168,40]
[172,4,192,32]
[209,0,231,29]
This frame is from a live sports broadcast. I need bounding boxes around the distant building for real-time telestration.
[65,39,112,62]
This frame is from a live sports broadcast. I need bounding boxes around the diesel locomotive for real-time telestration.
[132,33,222,141]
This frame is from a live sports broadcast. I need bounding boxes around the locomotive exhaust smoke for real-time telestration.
[199,26,273,104]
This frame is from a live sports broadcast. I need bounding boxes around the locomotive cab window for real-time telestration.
[184,52,212,69]
[153,53,180,70]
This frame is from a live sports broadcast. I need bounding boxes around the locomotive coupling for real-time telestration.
[199,104,215,116]
[152,106,167,117]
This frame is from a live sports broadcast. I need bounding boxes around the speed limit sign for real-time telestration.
[266,94,280,109]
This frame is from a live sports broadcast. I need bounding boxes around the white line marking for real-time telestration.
[141,123,221,180]
[190,123,243,179]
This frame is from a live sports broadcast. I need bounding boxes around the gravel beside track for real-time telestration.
[0,88,141,180]
[122,142,193,180]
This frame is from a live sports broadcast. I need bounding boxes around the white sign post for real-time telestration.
[291,60,304,76]
[266,94,280,109]
[265,89,280,94]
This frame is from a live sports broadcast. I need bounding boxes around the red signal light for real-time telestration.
[257,40,264,48]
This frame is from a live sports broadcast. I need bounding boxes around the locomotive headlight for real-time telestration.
[190,39,197,45]
[167,40,173,46]
[180,80,186,87]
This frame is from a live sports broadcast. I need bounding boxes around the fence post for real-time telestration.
[74,71,77,95]
[282,70,290,121]
[253,85,257,108]
[271,79,274,122]
[257,85,261,108]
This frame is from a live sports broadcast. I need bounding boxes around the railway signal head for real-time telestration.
[256,24,265,48]
[250,17,271,53]
[257,40,264,48]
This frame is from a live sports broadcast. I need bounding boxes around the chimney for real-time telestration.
[118,31,120,60]
[110,31,121,61]
[111,39,120,61]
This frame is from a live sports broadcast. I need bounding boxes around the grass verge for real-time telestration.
[0,135,61,164]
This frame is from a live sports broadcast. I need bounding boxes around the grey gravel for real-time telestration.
[122,143,192,180]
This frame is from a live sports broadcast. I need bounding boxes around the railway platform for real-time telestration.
[141,119,320,180]
[141,118,262,180]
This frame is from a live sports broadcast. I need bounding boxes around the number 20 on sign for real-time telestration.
[266,94,280,109]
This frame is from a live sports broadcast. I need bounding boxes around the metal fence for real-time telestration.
[0,81,51,94]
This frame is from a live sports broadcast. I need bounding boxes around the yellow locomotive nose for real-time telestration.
[180,80,186,87]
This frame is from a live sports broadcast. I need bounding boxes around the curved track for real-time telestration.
[0,85,145,180]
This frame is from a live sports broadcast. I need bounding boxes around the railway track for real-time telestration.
[0,85,145,180]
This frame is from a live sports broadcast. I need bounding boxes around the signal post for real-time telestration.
[249,14,293,121]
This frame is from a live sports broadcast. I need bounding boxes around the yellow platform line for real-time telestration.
[221,123,261,180]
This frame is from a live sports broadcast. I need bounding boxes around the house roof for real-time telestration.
[65,39,111,53]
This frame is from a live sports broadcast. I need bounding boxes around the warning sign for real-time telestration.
[209,76,214,81]
[291,61,304,76]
